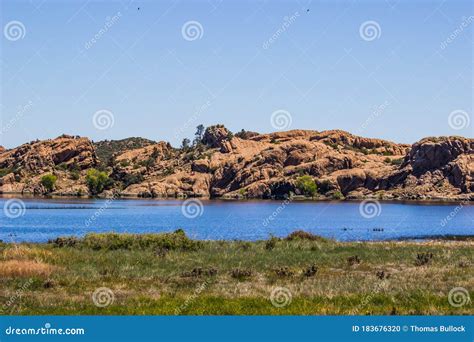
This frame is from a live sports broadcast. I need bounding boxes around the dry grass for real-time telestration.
[0,260,55,278]
[2,245,52,260]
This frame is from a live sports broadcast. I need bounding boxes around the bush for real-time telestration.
[70,170,80,180]
[80,230,202,251]
[295,175,317,197]
[0,168,13,177]
[390,158,404,166]
[230,268,252,280]
[40,174,57,193]
[85,169,113,195]
[48,236,79,247]
[265,236,279,250]
[332,191,344,200]
[285,230,328,242]
[122,173,144,188]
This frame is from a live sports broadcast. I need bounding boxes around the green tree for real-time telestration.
[181,138,191,150]
[40,174,57,193]
[193,124,205,146]
[85,169,112,195]
[295,175,317,197]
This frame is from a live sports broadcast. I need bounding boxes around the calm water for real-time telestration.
[1,197,473,242]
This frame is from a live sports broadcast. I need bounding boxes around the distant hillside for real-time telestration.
[93,137,156,164]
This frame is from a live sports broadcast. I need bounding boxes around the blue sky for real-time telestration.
[1,0,472,148]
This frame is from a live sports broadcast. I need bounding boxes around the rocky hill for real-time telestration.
[0,126,472,201]
[93,137,156,164]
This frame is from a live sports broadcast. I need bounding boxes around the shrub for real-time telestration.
[40,174,57,193]
[347,255,361,266]
[70,170,80,180]
[274,266,294,277]
[119,160,130,167]
[230,268,252,280]
[181,267,218,277]
[80,230,201,251]
[390,158,404,166]
[122,173,144,188]
[303,264,318,277]
[415,252,433,266]
[0,168,13,177]
[55,162,68,171]
[48,236,79,248]
[332,191,344,200]
[265,236,279,250]
[285,230,328,242]
[85,169,113,194]
[295,175,317,197]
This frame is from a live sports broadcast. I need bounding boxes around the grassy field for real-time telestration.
[0,230,472,315]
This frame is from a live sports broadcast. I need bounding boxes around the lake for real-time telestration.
[1,196,473,242]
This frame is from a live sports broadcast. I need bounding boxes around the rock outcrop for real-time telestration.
[0,126,472,201]
[0,135,97,194]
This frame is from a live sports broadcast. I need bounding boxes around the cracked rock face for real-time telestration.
[1,128,472,201]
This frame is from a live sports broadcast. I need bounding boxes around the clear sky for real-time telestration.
[1,0,472,148]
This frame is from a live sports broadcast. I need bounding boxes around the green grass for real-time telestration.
[0,231,472,315]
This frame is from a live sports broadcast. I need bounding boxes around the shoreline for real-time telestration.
[3,232,474,245]
[1,192,473,205]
